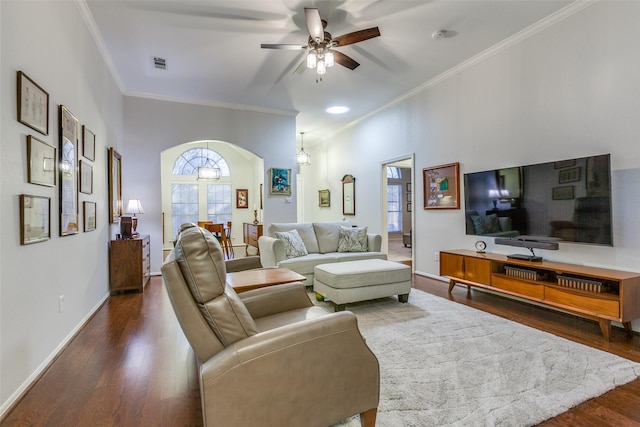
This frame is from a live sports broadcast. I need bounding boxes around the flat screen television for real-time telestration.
[464,154,612,246]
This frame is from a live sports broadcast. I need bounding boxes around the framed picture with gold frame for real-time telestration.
[27,135,56,187]
[59,105,79,235]
[423,162,460,210]
[269,168,291,196]
[318,189,330,207]
[84,201,97,232]
[108,147,122,223]
[20,194,51,245]
[17,71,49,135]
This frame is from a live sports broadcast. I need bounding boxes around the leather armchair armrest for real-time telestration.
[237,282,312,319]
[257,236,286,267]
[224,256,262,273]
[200,312,379,427]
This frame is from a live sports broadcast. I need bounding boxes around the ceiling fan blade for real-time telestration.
[332,50,360,70]
[304,8,323,42]
[293,60,307,75]
[333,27,380,47]
[261,44,306,50]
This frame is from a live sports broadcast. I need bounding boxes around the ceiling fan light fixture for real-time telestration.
[325,51,334,67]
[306,52,317,69]
[317,59,326,75]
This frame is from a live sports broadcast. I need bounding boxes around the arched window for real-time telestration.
[387,166,402,179]
[172,148,230,176]
[170,147,232,237]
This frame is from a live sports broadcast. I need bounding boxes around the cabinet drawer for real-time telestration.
[491,275,545,299]
[545,287,619,318]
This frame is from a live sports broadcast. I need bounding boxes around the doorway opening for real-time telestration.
[382,157,413,265]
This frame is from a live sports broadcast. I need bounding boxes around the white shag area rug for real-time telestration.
[322,289,640,427]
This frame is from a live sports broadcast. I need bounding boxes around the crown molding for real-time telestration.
[323,0,599,142]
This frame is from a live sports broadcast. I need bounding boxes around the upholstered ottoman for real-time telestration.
[313,259,411,311]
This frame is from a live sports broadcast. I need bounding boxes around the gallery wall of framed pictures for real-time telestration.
[16,70,101,243]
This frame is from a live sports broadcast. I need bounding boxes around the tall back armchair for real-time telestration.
[161,223,380,427]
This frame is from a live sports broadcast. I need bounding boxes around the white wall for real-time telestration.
[122,96,297,274]
[303,2,640,289]
[1,0,123,413]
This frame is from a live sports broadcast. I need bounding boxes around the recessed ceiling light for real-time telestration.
[326,106,349,114]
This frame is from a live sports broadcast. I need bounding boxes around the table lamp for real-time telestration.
[125,199,145,236]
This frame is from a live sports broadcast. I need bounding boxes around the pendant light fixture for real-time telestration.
[197,142,221,180]
[296,132,311,166]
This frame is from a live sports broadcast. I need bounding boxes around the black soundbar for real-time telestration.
[494,237,560,251]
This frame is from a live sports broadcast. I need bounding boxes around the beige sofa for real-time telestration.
[258,221,387,282]
[161,223,380,427]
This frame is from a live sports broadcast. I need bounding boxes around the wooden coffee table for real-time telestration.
[227,268,306,293]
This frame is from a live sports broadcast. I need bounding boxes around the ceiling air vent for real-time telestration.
[152,57,167,70]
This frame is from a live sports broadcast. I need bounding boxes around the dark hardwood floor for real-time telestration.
[2,274,639,426]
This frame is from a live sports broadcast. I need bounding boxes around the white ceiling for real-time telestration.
[85,0,574,144]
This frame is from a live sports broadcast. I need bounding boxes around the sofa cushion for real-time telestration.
[274,229,308,259]
[337,226,368,252]
[270,223,320,253]
[313,221,351,253]
[278,253,340,276]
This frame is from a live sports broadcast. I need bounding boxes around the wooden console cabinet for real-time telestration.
[243,223,262,255]
[440,249,640,340]
[109,235,150,294]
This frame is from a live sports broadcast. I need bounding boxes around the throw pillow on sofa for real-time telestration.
[337,226,368,252]
[471,214,500,234]
[274,229,308,259]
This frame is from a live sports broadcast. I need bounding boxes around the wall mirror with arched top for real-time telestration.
[342,174,355,215]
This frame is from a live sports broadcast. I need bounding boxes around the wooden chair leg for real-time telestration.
[360,408,377,427]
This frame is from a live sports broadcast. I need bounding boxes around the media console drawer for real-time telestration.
[491,275,545,299]
[545,287,619,318]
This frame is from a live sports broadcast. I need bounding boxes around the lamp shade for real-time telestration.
[125,199,145,215]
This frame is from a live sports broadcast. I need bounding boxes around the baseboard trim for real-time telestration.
[0,292,110,421]
[414,270,448,282]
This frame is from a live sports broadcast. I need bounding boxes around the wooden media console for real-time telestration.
[440,249,640,340]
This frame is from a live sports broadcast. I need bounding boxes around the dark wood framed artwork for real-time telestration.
[59,105,79,236]
[27,135,56,187]
[236,189,248,208]
[423,162,460,210]
[20,194,51,245]
[17,71,49,135]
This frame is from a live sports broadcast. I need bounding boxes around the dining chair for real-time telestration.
[204,223,232,259]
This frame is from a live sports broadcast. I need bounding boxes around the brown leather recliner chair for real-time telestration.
[161,223,379,427]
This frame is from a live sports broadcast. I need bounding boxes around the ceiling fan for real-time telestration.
[261,7,380,76]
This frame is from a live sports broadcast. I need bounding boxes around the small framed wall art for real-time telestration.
[20,194,51,245]
[269,168,291,196]
[80,160,93,194]
[17,71,49,135]
[82,125,96,161]
[27,135,56,187]
[318,189,330,207]
[84,201,97,232]
[423,162,460,210]
[236,189,248,208]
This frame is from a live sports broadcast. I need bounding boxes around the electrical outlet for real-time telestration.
[434,252,440,262]
[59,295,65,313]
